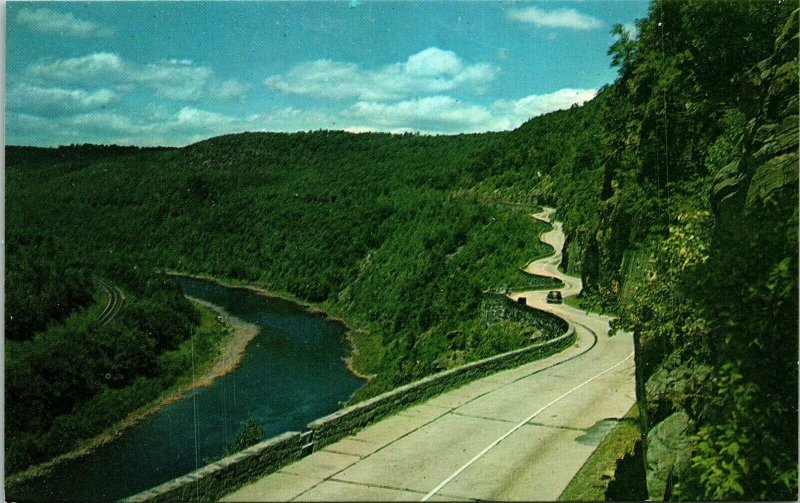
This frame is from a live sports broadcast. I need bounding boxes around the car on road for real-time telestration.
[546,290,563,304]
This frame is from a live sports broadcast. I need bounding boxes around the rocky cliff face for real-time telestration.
[512,6,796,496]
[642,9,799,500]
[713,9,798,226]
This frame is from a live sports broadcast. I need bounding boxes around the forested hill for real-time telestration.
[6,1,798,499]
[6,130,559,474]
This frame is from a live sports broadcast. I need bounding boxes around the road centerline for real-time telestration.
[420,351,635,501]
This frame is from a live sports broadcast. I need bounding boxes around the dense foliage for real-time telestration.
[5,236,94,341]
[511,2,796,499]
[224,417,268,456]
[6,133,552,472]
[4,266,204,473]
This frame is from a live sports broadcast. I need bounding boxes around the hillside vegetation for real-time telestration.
[5,1,797,499]
[408,3,798,498]
[574,4,798,499]
[6,134,553,474]
[480,2,798,499]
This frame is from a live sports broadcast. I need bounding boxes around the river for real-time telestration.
[11,277,365,501]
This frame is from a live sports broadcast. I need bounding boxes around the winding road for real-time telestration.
[93,277,125,326]
[222,208,635,501]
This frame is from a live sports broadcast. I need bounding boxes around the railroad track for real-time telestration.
[93,277,125,326]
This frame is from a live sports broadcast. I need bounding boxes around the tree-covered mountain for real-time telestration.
[6,132,555,474]
[5,1,797,499]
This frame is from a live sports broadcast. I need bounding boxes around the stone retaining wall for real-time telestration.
[126,303,573,502]
[481,293,568,335]
[517,268,563,285]
[308,321,574,450]
[123,431,306,503]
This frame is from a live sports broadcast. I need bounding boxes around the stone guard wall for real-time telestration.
[123,432,306,503]
[309,321,574,450]
[517,268,563,286]
[124,302,572,502]
[481,293,567,335]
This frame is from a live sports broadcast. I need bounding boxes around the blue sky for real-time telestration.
[6,1,649,147]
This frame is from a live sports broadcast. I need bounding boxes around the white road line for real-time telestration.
[420,350,635,501]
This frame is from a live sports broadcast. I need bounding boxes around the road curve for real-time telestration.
[222,208,635,502]
[94,277,125,326]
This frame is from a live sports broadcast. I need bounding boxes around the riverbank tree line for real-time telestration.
[5,219,222,472]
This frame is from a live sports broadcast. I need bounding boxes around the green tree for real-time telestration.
[225,416,267,455]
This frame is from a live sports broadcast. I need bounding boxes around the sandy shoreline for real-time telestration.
[8,296,260,485]
[182,296,261,388]
[168,270,340,317]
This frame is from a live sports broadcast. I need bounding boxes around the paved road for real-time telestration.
[222,208,635,501]
[93,277,125,326]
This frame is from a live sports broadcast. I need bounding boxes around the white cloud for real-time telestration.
[508,7,603,30]
[8,84,118,115]
[493,88,597,126]
[26,53,125,83]
[140,59,214,101]
[7,84,596,146]
[175,107,237,129]
[7,105,341,147]
[23,52,243,102]
[65,111,136,132]
[215,79,250,100]
[8,86,598,146]
[344,96,492,130]
[264,47,497,101]
[341,88,597,134]
[405,47,463,76]
[16,7,114,37]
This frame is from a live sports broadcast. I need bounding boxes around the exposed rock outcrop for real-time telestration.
[713,9,799,222]
[646,411,695,500]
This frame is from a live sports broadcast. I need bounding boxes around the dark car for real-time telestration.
[546,290,563,304]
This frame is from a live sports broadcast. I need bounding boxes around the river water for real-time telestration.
[12,277,364,501]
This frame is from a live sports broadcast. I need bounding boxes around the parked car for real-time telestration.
[546,290,563,304]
